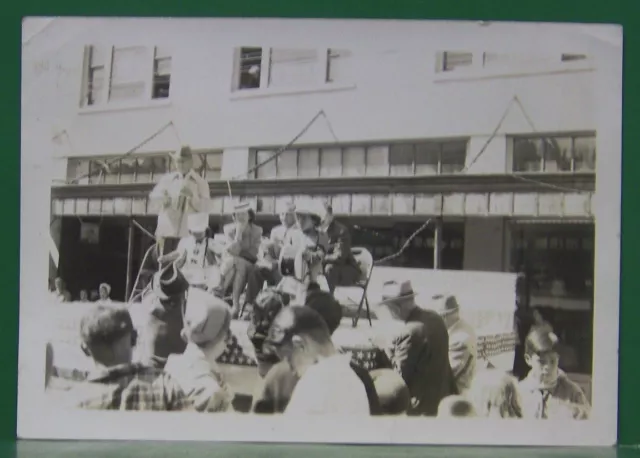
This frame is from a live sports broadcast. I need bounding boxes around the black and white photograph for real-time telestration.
[19,17,621,446]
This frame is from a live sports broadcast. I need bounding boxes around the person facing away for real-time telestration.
[519,328,590,420]
[375,280,456,416]
[467,369,524,419]
[245,203,300,305]
[164,288,235,413]
[318,202,360,294]
[219,202,263,317]
[149,145,211,261]
[52,277,72,303]
[431,293,477,394]
[262,306,371,416]
[437,395,478,418]
[73,304,192,411]
[134,263,190,369]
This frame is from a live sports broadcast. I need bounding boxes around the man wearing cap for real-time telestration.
[149,146,211,263]
[220,202,263,317]
[318,203,360,294]
[432,294,477,394]
[245,203,299,306]
[161,212,222,291]
[375,280,456,416]
[133,263,191,369]
[263,306,371,415]
[164,288,234,412]
[73,305,192,411]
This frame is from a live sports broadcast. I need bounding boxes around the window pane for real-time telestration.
[120,157,137,184]
[573,136,596,172]
[256,150,277,179]
[442,52,473,71]
[110,46,148,102]
[544,137,572,172]
[153,57,171,99]
[320,148,342,177]
[513,138,544,172]
[415,142,440,175]
[269,48,319,88]
[441,141,467,174]
[90,46,107,67]
[343,146,366,177]
[104,159,120,184]
[366,146,389,176]
[389,144,414,176]
[152,156,168,182]
[110,82,146,102]
[277,149,298,178]
[66,158,90,184]
[135,157,153,183]
[327,49,354,83]
[204,152,222,180]
[238,47,262,90]
[88,67,105,105]
[298,148,319,178]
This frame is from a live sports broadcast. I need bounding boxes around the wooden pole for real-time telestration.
[125,218,135,301]
[433,217,443,269]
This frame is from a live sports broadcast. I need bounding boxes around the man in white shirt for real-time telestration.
[263,306,370,416]
[149,146,211,262]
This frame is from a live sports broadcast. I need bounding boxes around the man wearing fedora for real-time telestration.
[219,201,263,317]
[375,280,456,416]
[149,146,211,264]
[319,202,360,294]
[432,294,477,394]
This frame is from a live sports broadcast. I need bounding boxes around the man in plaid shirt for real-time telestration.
[74,305,193,411]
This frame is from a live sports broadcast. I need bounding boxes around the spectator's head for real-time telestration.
[468,370,523,419]
[376,280,417,322]
[304,285,343,335]
[321,201,334,227]
[248,288,290,374]
[264,306,335,377]
[80,305,137,367]
[98,283,111,301]
[171,145,194,175]
[188,213,210,240]
[280,202,297,227]
[437,395,477,418]
[233,201,252,226]
[152,263,189,306]
[181,288,232,364]
[431,293,461,329]
[370,368,411,415]
[525,328,561,386]
[79,290,89,301]
[90,290,99,301]
[295,201,323,232]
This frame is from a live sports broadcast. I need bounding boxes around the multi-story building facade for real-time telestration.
[23,18,595,372]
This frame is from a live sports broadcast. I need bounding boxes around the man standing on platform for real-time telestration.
[150,146,211,263]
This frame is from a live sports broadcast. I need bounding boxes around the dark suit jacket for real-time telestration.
[386,307,456,416]
[323,219,357,266]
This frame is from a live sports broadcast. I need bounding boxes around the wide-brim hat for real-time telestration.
[233,201,252,214]
[295,201,324,224]
[431,293,460,316]
[152,263,189,301]
[182,289,231,346]
[99,283,111,295]
[379,280,417,305]
[188,212,209,233]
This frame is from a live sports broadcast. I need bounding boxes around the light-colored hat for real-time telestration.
[170,145,192,161]
[188,212,209,233]
[182,288,231,346]
[295,200,325,222]
[379,280,417,304]
[99,283,111,295]
[431,294,460,316]
[233,201,252,214]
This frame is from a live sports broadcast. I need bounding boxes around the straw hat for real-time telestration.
[188,212,209,233]
[379,280,417,305]
[431,294,460,317]
[181,288,231,346]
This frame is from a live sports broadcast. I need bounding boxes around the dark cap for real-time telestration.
[304,287,343,335]
[264,306,330,349]
[80,305,134,347]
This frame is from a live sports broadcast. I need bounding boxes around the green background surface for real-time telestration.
[3,0,638,456]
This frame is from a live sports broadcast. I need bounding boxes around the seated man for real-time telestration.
[74,304,192,411]
[319,203,361,293]
[263,306,371,415]
[245,203,299,305]
[160,212,222,291]
[219,202,263,317]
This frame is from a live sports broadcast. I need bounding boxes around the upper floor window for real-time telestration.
[511,134,596,173]
[81,45,172,108]
[437,51,590,73]
[249,139,467,179]
[65,150,222,185]
[233,47,353,92]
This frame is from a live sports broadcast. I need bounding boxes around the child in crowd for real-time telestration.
[468,370,523,418]
[164,288,235,413]
[519,328,590,420]
[437,395,477,418]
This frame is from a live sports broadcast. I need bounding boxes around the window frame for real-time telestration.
[509,133,597,174]
[249,139,469,179]
[80,45,173,109]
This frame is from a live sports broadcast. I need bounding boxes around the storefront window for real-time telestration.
[512,134,596,173]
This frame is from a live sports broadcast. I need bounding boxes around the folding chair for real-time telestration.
[351,247,374,328]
